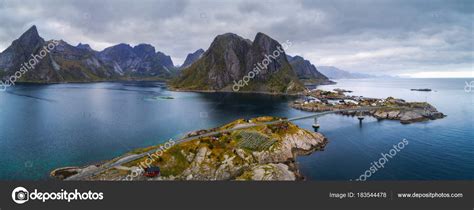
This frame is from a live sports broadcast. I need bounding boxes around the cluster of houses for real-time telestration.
[300,89,405,107]
[302,96,361,106]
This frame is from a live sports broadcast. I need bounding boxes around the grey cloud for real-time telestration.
[0,0,472,76]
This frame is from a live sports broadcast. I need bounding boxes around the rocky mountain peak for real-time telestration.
[180,49,204,69]
[9,25,45,53]
[172,32,304,93]
[155,51,174,68]
[253,32,272,43]
[76,43,93,51]
[1,25,179,82]
[209,33,252,51]
[133,44,156,58]
[215,33,242,41]
[192,48,205,56]
[99,43,135,61]
[18,25,42,42]
[0,25,46,72]
[113,43,133,50]
[252,32,281,53]
[287,54,332,85]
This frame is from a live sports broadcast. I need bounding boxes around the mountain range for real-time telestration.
[171,33,335,93]
[0,25,177,83]
[317,66,375,79]
[1,25,333,93]
[286,55,334,85]
[98,43,176,78]
[171,33,307,93]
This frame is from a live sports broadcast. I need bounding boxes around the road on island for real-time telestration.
[67,107,381,180]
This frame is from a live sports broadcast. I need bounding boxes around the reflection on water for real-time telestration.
[297,78,474,180]
[0,79,472,180]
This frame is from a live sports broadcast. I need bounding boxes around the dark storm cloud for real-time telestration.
[0,0,472,77]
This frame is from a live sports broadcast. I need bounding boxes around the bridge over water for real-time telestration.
[66,106,382,180]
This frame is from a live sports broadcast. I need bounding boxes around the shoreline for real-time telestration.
[169,87,306,96]
[51,117,328,181]
[10,78,169,85]
[291,89,446,124]
[48,83,444,181]
[168,81,337,96]
[6,80,332,97]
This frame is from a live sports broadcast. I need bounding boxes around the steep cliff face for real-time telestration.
[0,26,176,83]
[287,55,333,85]
[0,26,121,83]
[25,40,120,82]
[98,43,176,78]
[172,33,252,90]
[0,26,45,76]
[171,32,305,93]
[0,26,325,88]
[180,49,204,69]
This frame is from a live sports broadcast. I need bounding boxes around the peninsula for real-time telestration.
[51,117,327,181]
[292,89,445,124]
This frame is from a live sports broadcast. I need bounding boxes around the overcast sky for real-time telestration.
[0,0,472,77]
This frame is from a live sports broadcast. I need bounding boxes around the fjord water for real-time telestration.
[298,78,473,180]
[0,78,472,180]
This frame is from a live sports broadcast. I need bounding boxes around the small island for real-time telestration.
[411,88,432,92]
[51,88,447,181]
[159,96,174,100]
[333,88,353,93]
[291,89,445,124]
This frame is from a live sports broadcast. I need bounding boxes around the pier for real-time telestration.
[312,117,320,132]
[357,111,365,123]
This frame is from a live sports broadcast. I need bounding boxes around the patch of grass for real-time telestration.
[236,131,276,151]
[157,144,190,177]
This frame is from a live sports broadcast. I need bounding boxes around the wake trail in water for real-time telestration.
[47,86,162,95]
[6,91,56,102]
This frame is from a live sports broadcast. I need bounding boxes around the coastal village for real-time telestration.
[50,87,446,181]
[292,89,445,124]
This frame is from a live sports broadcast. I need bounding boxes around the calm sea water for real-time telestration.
[0,78,472,180]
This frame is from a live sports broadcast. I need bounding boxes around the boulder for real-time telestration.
[373,110,388,119]
[400,111,425,124]
[387,110,401,119]
[236,163,296,181]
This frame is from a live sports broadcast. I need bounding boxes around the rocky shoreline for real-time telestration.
[291,89,446,124]
[51,88,445,181]
[169,87,306,96]
[51,117,327,181]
